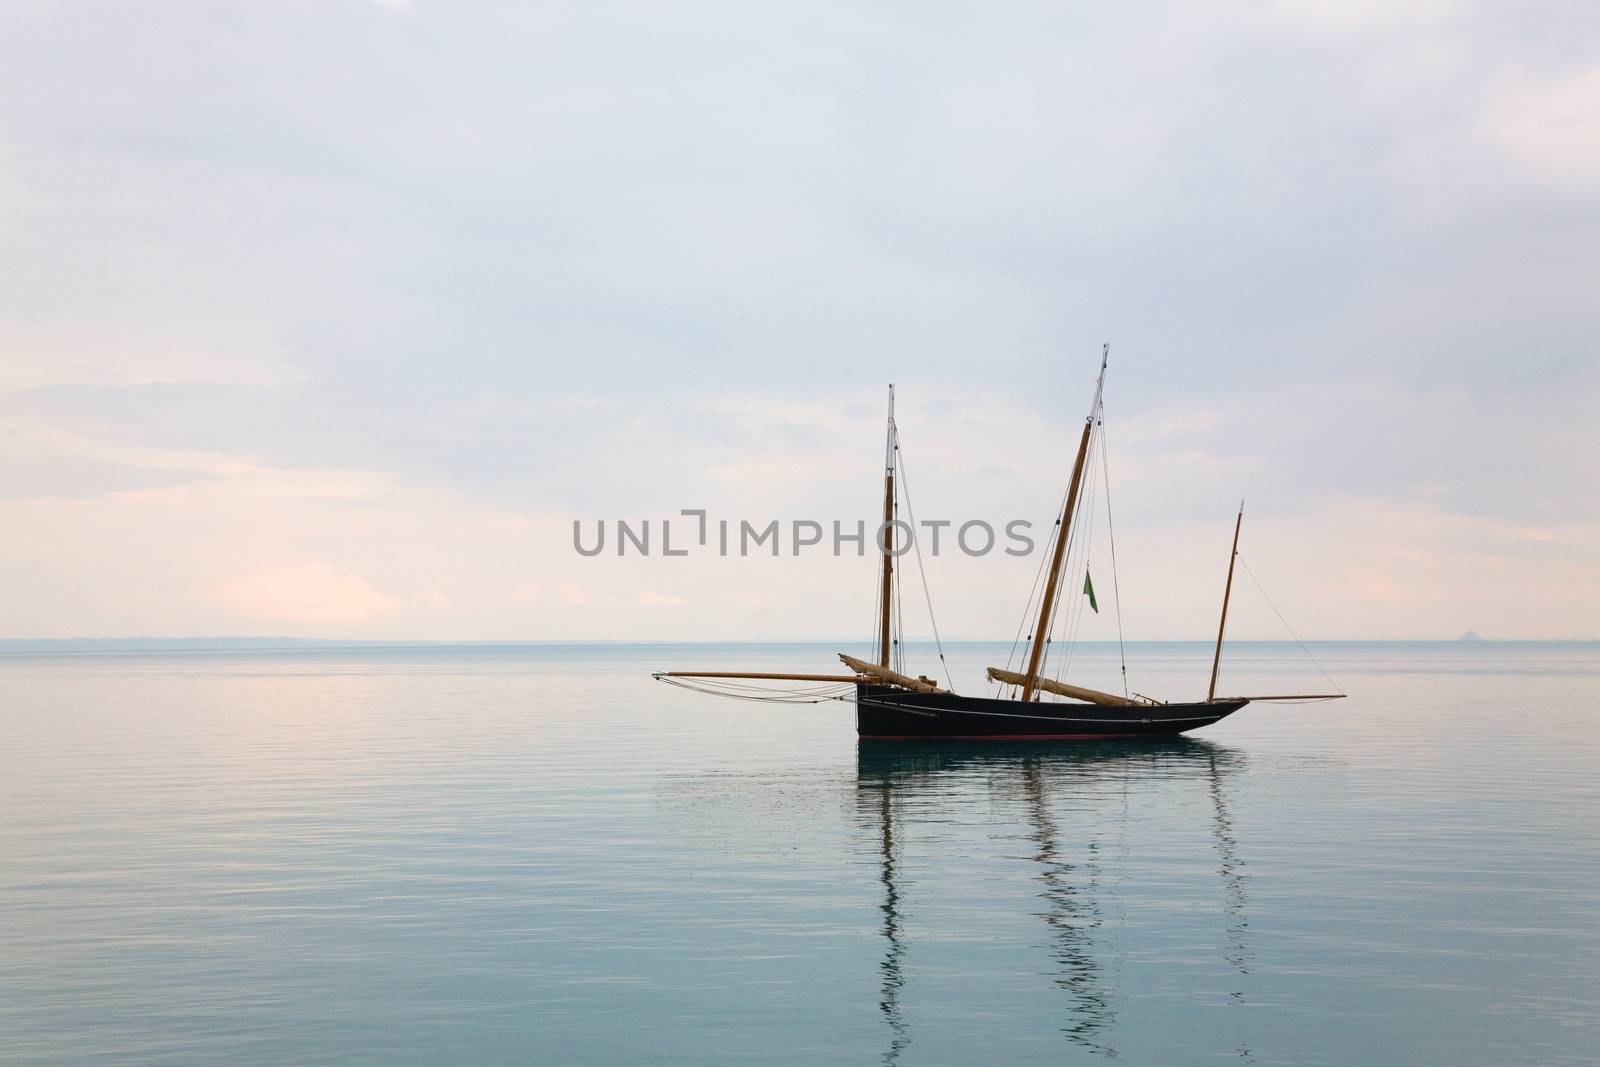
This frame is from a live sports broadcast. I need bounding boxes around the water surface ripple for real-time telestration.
[2,642,1596,1064]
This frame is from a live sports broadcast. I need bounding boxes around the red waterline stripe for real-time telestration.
[858,733,1146,741]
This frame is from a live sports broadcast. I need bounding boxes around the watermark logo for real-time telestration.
[573,509,1037,558]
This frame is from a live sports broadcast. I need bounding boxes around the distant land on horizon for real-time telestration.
[1,635,1594,653]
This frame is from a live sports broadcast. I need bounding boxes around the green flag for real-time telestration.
[1083,569,1099,613]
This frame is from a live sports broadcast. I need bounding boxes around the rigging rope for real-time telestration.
[996,394,1132,703]
[1060,477,1095,681]
[891,469,904,677]
[892,427,956,692]
[1000,491,1061,697]
[655,675,855,704]
[1237,555,1344,696]
[1006,419,1092,699]
[867,535,881,667]
[894,532,906,677]
[1047,415,1102,690]
[1006,411,1102,700]
[1098,406,1131,700]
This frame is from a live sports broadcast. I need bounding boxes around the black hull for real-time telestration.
[855,683,1247,740]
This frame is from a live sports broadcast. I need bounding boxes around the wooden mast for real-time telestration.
[1019,347,1109,703]
[1207,502,1244,702]
[878,385,896,670]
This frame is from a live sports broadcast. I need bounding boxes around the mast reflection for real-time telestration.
[857,739,1249,1061]
[876,784,910,1065]
[1208,748,1252,997]
[1019,756,1115,1055]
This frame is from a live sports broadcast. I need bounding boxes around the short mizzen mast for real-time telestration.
[1207,502,1244,702]
[878,385,896,670]
[1019,347,1109,703]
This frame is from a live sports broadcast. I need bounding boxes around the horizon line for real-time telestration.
[2,635,1594,651]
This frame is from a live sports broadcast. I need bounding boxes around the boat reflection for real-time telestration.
[873,781,911,1065]
[856,739,1250,1063]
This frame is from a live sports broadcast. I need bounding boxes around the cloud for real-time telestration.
[2,371,1597,640]
[1,3,1597,639]
[1482,66,1600,187]
[0,329,300,395]
[215,563,399,627]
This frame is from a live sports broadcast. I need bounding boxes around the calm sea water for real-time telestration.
[2,641,1597,1065]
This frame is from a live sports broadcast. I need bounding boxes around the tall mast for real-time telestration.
[1020,346,1109,703]
[1208,502,1244,702]
[878,385,896,670]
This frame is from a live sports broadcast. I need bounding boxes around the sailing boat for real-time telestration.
[654,348,1343,740]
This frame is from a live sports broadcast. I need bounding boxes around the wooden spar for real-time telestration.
[878,385,896,670]
[655,671,862,683]
[1207,502,1244,703]
[1019,419,1090,702]
[1019,346,1109,703]
[839,653,943,693]
[986,666,1126,706]
[1222,694,1347,701]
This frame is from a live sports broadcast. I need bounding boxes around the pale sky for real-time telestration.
[1,1,1596,641]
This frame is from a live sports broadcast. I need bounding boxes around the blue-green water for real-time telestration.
[2,642,1597,1064]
